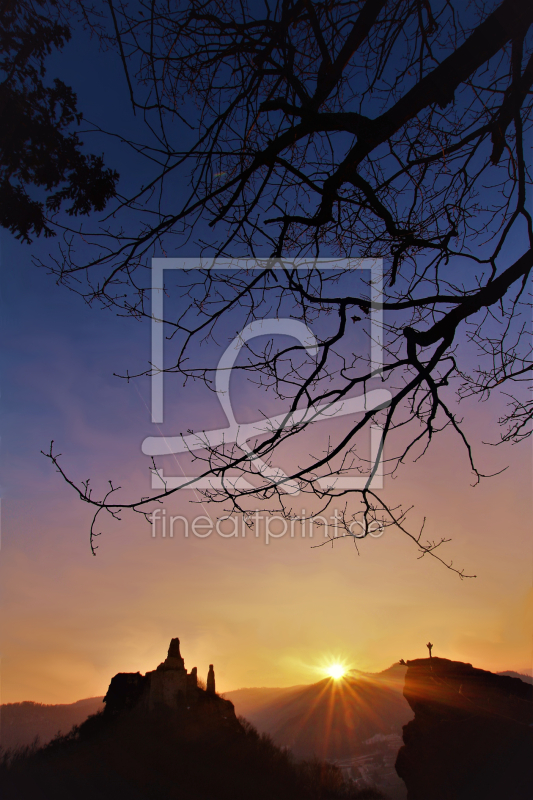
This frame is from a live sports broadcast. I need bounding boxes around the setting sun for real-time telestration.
[326,664,346,680]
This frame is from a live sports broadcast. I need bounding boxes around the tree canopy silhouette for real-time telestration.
[42,0,533,572]
[0,0,118,241]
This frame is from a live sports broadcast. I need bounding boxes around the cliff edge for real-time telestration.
[395,657,533,799]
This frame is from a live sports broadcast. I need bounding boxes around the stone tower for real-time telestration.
[166,637,186,668]
[207,664,216,694]
[146,637,189,709]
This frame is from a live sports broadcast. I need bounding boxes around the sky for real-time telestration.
[0,9,532,705]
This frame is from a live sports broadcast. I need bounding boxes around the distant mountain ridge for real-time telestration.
[222,685,306,719]
[497,670,533,685]
[1,697,104,750]
[226,663,411,760]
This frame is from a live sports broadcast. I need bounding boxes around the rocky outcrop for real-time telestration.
[103,638,239,734]
[395,657,533,800]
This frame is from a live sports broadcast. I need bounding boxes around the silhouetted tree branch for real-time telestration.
[39,0,533,572]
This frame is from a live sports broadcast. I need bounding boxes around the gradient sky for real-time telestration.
[0,14,532,705]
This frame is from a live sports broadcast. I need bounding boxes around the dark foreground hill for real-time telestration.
[0,704,384,800]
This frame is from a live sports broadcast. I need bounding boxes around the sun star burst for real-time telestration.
[326,664,346,680]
